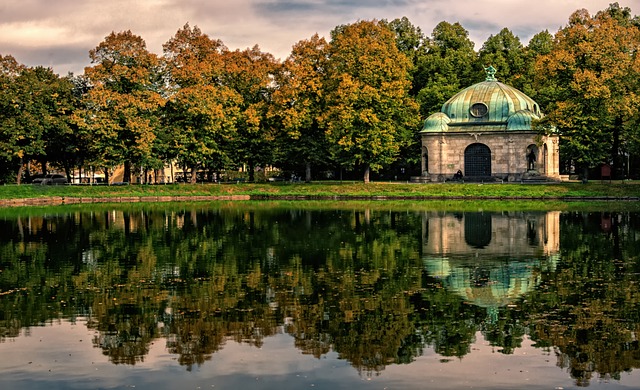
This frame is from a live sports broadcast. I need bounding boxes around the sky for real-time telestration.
[0,0,637,76]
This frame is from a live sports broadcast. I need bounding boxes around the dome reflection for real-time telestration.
[422,211,560,309]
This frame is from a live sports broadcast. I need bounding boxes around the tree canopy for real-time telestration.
[0,3,639,183]
[322,20,419,183]
[534,3,640,178]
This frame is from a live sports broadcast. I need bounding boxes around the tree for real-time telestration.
[322,20,419,183]
[534,4,640,179]
[383,17,428,68]
[477,28,527,89]
[222,46,280,182]
[0,63,75,184]
[25,67,77,181]
[413,21,480,117]
[383,17,430,177]
[0,54,25,182]
[162,24,241,183]
[78,30,163,183]
[522,30,555,100]
[270,34,330,182]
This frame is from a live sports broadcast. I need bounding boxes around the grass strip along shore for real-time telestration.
[0,181,639,207]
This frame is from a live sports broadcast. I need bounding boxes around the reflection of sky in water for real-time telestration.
[1,320,638,390]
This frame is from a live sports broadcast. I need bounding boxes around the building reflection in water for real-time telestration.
[422,211,560,313]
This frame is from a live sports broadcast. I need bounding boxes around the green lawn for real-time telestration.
[1,180,639,200]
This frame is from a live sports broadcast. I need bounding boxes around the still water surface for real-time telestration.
[1,202,640,389]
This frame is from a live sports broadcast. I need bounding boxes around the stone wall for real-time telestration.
[421,131,560,182]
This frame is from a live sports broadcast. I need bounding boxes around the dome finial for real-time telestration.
[484,65,497,81]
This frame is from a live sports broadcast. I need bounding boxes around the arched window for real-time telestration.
[464,143,491,177]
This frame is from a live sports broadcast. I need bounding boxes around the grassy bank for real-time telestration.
[1,180,639,201]
[4,196,640,215]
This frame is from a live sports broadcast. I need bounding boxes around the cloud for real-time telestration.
[0,0,635,75]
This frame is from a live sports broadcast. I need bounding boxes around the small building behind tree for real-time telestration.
[415,67,560,182]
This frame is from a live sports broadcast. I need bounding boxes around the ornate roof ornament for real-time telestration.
[484,65,497,81]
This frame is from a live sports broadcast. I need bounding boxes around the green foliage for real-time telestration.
[323,20,420,182]
[1,5,639,186]
[77,31,164,181]
[534,5,640,177]
[270,34,331,181]
[222,46,280,181]
[0,61,76,183]
[413,21,480,117]
[478,28,527,88]
[162,24,241,182]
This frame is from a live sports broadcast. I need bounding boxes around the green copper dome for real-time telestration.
[507,110,538,130]
[442,80,540,122]
[421,68,542,133]
[421,112,450,132]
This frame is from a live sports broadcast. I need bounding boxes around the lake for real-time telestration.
[1,201,640,389]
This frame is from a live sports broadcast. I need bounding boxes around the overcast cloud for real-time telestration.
[0,0,636,76]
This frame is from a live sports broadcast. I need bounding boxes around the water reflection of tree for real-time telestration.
[411,283,480,359]
[2,207,640,383]
[523,212,640,386]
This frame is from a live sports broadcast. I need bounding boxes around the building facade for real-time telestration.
[416,68,560,182]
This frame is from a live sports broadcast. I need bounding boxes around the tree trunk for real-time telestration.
[582,166,589,183]
[104,167,110,185]
[62,158,72,183]
[305,162,312,183]
[190,166,198,184]
[363,164,370,183]
[612,115,622,179]
[248,162,255,182]
[124,161,131,183]
[16,157,24,185]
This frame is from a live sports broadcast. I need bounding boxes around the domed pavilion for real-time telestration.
[415,66,560,182]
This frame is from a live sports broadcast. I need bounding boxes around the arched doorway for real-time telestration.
[464,143,491,177]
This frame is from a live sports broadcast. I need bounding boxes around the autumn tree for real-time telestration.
[219,46,280,182]
[322,20,419,183]
[270,34,330,182]
[78,30,163,183]
[162,24,240,183]
[535,4,640,179]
